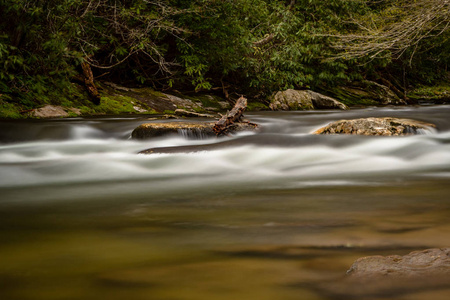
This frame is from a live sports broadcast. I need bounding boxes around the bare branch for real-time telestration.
[327,0,450,62]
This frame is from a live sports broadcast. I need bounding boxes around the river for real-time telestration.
[0,105,449,299]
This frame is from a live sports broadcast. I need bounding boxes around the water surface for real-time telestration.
[1,106,449,299]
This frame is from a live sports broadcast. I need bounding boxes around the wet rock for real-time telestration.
[132,121,258,140]
[269,89,347,110]
[313,117,436,136]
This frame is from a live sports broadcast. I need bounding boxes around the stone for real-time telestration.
[347,248,450,278]
[132,121,258,140]
[316,248,450,298]
[313,117,436,136]
[269,89,314,111]
[307,90,348,110]
[30,105,69,118]
[269,89,347,110]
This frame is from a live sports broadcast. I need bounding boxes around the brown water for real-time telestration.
[1,106,449,299]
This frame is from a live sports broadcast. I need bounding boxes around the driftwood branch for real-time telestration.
[213,96,247,136]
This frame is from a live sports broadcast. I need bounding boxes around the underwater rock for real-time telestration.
[313,117,436,136]
[347,248,450,278]
[316,248,450,298]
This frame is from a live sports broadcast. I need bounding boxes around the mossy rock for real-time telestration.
[322,81,406,106]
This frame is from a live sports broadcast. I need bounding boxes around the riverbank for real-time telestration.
[1,80,450,120]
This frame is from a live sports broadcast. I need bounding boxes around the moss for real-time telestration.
[247,101,269,111]
[321,86,379,106]
[0,101,23,119]
[408,85,450,102]
[184,94,225,110]
[136,87,167,98]
[88,95,141,115]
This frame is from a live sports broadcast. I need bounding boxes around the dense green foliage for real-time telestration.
[1,0,449,117]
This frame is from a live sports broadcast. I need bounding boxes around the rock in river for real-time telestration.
[132,121,259,140]
[269,89,348,111]
[313,117,436,136]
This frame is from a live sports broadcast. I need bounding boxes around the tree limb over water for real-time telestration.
[328,0,450,62]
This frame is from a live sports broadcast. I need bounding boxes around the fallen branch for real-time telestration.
[213,96,248,136]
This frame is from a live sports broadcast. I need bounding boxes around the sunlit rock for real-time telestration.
[269,89,348,110]
[313,117,436,136]
[132,121,258,140]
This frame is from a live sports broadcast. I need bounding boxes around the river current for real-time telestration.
[0,106,449,299]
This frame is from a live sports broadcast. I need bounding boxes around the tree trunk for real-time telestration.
[81,60,101,104]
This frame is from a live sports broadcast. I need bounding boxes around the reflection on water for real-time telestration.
[0,106,450,299]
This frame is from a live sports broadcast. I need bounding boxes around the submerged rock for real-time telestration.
[269,89,348,111]
[347,248,450,278]
[313,117,436,136]
[317,248,450,298]
[132,121,259,140]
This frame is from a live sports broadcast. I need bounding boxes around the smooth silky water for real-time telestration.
[1,106,449,299]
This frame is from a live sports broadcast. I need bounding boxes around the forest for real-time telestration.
[0,0,449,118]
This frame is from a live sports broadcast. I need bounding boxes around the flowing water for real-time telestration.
[0,106,449,299]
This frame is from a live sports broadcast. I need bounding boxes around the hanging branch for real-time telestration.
[327,0,450,62]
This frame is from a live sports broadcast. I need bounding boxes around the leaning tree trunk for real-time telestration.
[213,96,247,136]
[81,60,101,104]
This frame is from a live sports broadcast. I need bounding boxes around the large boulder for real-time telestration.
[269,89,347,110]
[132,121,259,140]
[313,117,436,136]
